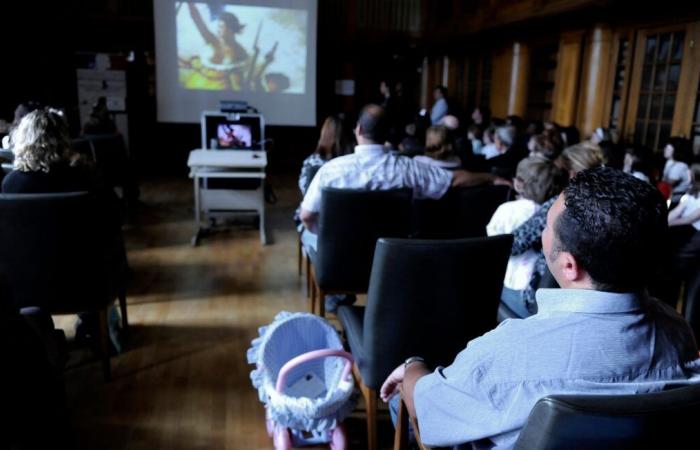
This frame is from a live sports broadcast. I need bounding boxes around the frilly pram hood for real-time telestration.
[247,312,356,432]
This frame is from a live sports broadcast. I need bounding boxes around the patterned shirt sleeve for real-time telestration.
[511,196,556,256]
[298,154,325,195]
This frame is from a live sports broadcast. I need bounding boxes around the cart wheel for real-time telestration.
[329,425,347,450]
[273,425,292,450]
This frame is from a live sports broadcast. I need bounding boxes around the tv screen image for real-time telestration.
[217,123,252,149]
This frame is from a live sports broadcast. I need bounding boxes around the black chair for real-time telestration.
[337,235,513,450]
[307,187,413,317]
[411,185,511,239]
[514,383,700,449]
[0,192,128,380]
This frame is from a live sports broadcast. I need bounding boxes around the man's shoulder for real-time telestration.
[314,154,357,176]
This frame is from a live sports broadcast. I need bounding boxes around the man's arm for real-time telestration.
[300,208,318,232]
[402,361,431,419]
[452,170,496,187]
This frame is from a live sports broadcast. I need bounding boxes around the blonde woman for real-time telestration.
[3,107,126,352]
[2,108,90,193]
[414,125,461,169]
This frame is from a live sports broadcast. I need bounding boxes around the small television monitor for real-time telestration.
[202,112,264,150]
[217,123,252,149]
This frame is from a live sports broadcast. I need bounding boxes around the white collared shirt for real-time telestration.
[300,144,453,213]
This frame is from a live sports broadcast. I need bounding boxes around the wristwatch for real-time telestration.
[404,356,425,370]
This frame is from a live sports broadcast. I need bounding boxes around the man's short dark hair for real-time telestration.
[434,85,448,97]
[554,167,668,292]
[357,104,389,144]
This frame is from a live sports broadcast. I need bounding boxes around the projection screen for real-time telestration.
[154,0,317,126]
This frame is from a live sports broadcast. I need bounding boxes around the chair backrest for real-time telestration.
[316,187,413,292]
[0,192,118,313]
[412,185,511,239]
[515,383,700,449]
[359,235,513,388]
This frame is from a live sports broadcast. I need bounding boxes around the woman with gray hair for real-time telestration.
[2,108,91,193]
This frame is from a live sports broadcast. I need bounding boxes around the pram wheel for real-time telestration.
[273,425,292,450]
[329,425,347,450]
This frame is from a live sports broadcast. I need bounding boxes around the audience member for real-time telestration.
[485,125,526,179]
[589,127,611,146]
[470,106,489,127]
[510,143,604,315]
[1,107,126,352]
[2,108,92,193]
[656,164,700,309]
[556,142,604,178]
[398,119,427,157]
[480,126,498,159]
[430,85,449,125]
[561,125,581,146]
[381,167,700,449]
[294,115,352,231]
[663,137,693,203]
[487,157,568,317]
[438,115,472,168]
[669,164,700,231]
[525,120,544,138]
[599,139,624,170]
[83,97,117,135]
[527,129,563,160]
[2,101,42,149]
[623,144,656,184]
[414,126,461,169]
[467,124,483,156]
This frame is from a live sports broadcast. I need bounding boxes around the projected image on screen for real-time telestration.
[176,1,307,94]
[217,124,252,149]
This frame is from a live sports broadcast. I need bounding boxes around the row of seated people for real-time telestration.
[293,103,700,448]
[296,104,700,318]
[0,100,139,205]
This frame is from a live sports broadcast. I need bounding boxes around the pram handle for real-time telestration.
[276,349,355,394]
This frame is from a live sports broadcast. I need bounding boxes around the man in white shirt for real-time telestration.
[300,104,484,237]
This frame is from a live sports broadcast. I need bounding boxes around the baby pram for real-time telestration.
[248,312,356,449]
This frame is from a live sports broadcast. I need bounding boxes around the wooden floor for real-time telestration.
[58,175,393,450]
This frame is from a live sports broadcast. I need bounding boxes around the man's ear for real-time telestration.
[559,251,583,283]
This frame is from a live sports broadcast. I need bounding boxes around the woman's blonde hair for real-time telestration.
[556,143,604,174]
[11,108,71,173]
[425,125,454,161]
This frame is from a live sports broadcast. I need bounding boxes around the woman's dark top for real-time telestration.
[1,162,93,194]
